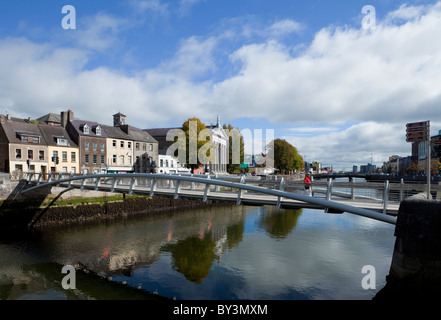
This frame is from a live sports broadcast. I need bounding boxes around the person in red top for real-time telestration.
[304,172,312,195]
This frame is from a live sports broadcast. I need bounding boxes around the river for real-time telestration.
[0,203,396,300]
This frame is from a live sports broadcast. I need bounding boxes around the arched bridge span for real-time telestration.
[21,173,397,225]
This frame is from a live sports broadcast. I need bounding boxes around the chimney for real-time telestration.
[121,124,130,134]
[67,109,74,121]
[61,110,74,127]
[61,111,67,128]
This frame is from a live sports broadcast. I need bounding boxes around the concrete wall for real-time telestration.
[375,198,441,300]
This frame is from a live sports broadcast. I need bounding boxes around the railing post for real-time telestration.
[190,174,195,190]
[174,180,181,199]
[203,175,211,202]
[56,172,63,186]
[27,172,34,184]
[95,175,102,191]
[36,172,43,185]
[150,178,157,196]
[399,178,404,202]
[237,175,245,205]
[81,176,88,190]
[128,177,136,195]
[276,177,285,209]
[383,180,390,214]
[326,178,333,201]
[351,178,355,200]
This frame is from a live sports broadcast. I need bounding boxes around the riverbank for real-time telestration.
[0,194,225,232]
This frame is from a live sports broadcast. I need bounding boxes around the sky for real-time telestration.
[1,0,441,171]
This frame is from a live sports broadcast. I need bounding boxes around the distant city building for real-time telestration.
[353,165,357,173]
[360,163,376,173]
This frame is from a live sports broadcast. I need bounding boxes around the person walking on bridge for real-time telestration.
[304,172,312,196]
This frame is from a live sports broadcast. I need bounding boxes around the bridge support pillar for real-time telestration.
[375,198,441,300]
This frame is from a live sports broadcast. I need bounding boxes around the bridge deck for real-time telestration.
[58,181,399,215]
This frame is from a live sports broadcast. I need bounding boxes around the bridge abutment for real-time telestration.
[375,197,441,300]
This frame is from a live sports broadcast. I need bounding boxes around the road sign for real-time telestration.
[406,121,430,142]
[406,121,430,128]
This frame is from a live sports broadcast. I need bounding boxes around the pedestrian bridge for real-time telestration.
[20,173,403,225]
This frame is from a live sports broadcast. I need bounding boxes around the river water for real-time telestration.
[0,204,396,300]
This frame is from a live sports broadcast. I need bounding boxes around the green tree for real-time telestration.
[266,139,304,173]
[180,117,214,171]
[223,124,245,174]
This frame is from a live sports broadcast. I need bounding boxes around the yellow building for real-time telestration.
[38,124,79,175]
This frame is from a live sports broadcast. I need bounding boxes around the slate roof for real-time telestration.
[37,113,61,124]
[37,124,77,147]
[100,124,157,143]
[0,120,45,145]
[69,120,108,138]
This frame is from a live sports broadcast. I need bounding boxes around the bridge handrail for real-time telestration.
[21,173,397,225]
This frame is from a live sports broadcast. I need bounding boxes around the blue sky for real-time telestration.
[1,0,441,171]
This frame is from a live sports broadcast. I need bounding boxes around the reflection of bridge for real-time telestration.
[21,173,399,225]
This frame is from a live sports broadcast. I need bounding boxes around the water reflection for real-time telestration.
[0,204,396,300]
[258,207,302,240]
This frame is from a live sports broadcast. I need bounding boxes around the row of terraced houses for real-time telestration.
[0,110,230,179]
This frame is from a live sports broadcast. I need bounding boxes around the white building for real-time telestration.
[206,116,229,174]
[158,154,190,174]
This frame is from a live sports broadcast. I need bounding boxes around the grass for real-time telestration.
[39,194,150,208]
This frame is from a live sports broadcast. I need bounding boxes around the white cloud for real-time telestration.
[268,19,304,37]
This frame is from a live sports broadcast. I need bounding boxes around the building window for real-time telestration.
[165,160,169,167]
[71,152,76,162]
[62,151,67,162]
[135,143,140,151]
[93,155,97,164]
[33,137,39,143]
[120,141,124,148]
[160,159,163,167]
[85,154,90,164]
[112,140,117,147]
[128,155,132,165]
[128,142,131,149]
[71,167,76,174]
[83,124,90,134]
[85,142,89,151]
[112,155,117,164]
[93,143,97,151]
[28,150,33,160]
[143,143,146,151]
[39,150,45,161]
[95,126,101,136]
[120,155,124,165]
[53,151,58,161]
[149,144,153,151]
[62,167,67,173]
[21,135,28,142]
[101,155,105,164]
[101,144,105,152]
[16,149,22,159]
[56,138,68,146]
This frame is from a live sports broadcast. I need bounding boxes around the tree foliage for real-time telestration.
[266,139,304,173]
[180,117,213,170]
[223,124,245,174]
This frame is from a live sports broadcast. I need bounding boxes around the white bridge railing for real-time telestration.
[21,172,398,225]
